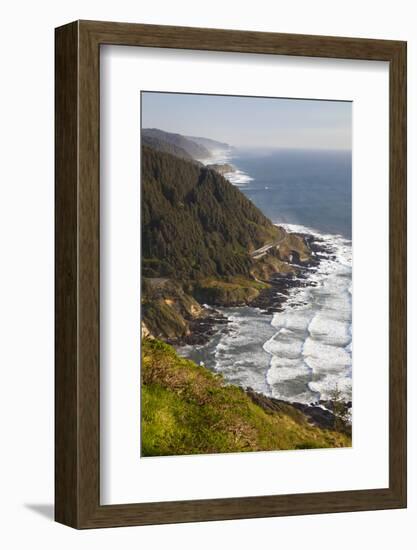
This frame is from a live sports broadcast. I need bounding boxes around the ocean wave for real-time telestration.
[179,222,352,405]
[200,150,253,187]
[264,225,352,402]
[308,374,352,399]
[225,170,254,186]
[210,307,277,395]
[267,365,311,385]
[264,330,304,360]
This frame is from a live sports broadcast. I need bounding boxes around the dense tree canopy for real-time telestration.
[141,134,195,162]
[142,128,211,159]
[141,146,279,282]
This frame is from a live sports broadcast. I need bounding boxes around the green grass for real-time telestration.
[200,275,269,291]
[141,338,351,456]
[193,276,269,306]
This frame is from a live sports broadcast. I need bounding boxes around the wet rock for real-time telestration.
[167,308,230,347]
[246,387,351,434]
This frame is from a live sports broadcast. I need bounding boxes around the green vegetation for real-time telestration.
[329,385,352,433]
[142,145,280,282]
[141,134,196,162]
[141,143,312,339]
[194,275,269,305]
[139,135,350,455]
[141,338,352,456]
[142,128,211,159]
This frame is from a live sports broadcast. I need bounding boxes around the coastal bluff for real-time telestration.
[141,145,311,342]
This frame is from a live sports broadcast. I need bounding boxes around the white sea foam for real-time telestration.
[198,149,233,167]
[209,307,277,395]
[225,170,254,186]
[177,210,352,404]
[179,224,352,404]
[264,331,304,360]
[266,361,311,385]
[199,150,253,187]
[308,374,352,398]
[264,225,352,402]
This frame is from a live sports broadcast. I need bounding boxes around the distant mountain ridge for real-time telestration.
[141,134,195,162]
[142,128,211,160]
[186,135,232,152]
[141,128,232,162]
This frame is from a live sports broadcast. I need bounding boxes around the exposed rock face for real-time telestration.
[141,322,154,339]
[276,231,311,263]
[142,278,206,340]
[246,387,351,434]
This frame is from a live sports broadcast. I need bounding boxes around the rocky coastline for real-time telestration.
[245,387,352,436]
[168,232,352,434]
[170,232,334,346]
[250,233,335,313]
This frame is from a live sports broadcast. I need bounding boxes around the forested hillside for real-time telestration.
[141,134,196,161]
[142,128,211,159]
[142,145,280,281]
[138,126,352,457]
[141,142,310,340]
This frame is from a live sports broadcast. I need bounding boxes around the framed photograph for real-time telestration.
[55,20,407,528]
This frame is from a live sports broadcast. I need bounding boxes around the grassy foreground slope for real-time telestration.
[141,338,351,456]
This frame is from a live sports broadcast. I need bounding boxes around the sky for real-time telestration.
[141,92,352,151]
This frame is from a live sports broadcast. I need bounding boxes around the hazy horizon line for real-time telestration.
[141,126,352,153]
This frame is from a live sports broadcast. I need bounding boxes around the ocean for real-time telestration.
[179,148,352,404]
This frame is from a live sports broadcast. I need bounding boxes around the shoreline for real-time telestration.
[171,231,335,345]
[140,138,353,451]
[142,337,352,456]
[174,228,352,411]
[249,232,335,313]
[162,151,352,409]
[246,387,352,436]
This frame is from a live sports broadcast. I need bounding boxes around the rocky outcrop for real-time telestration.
[276,231,311,263]
[246,387,351,434]
[142,278,206,340]
[141,321,154,339]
